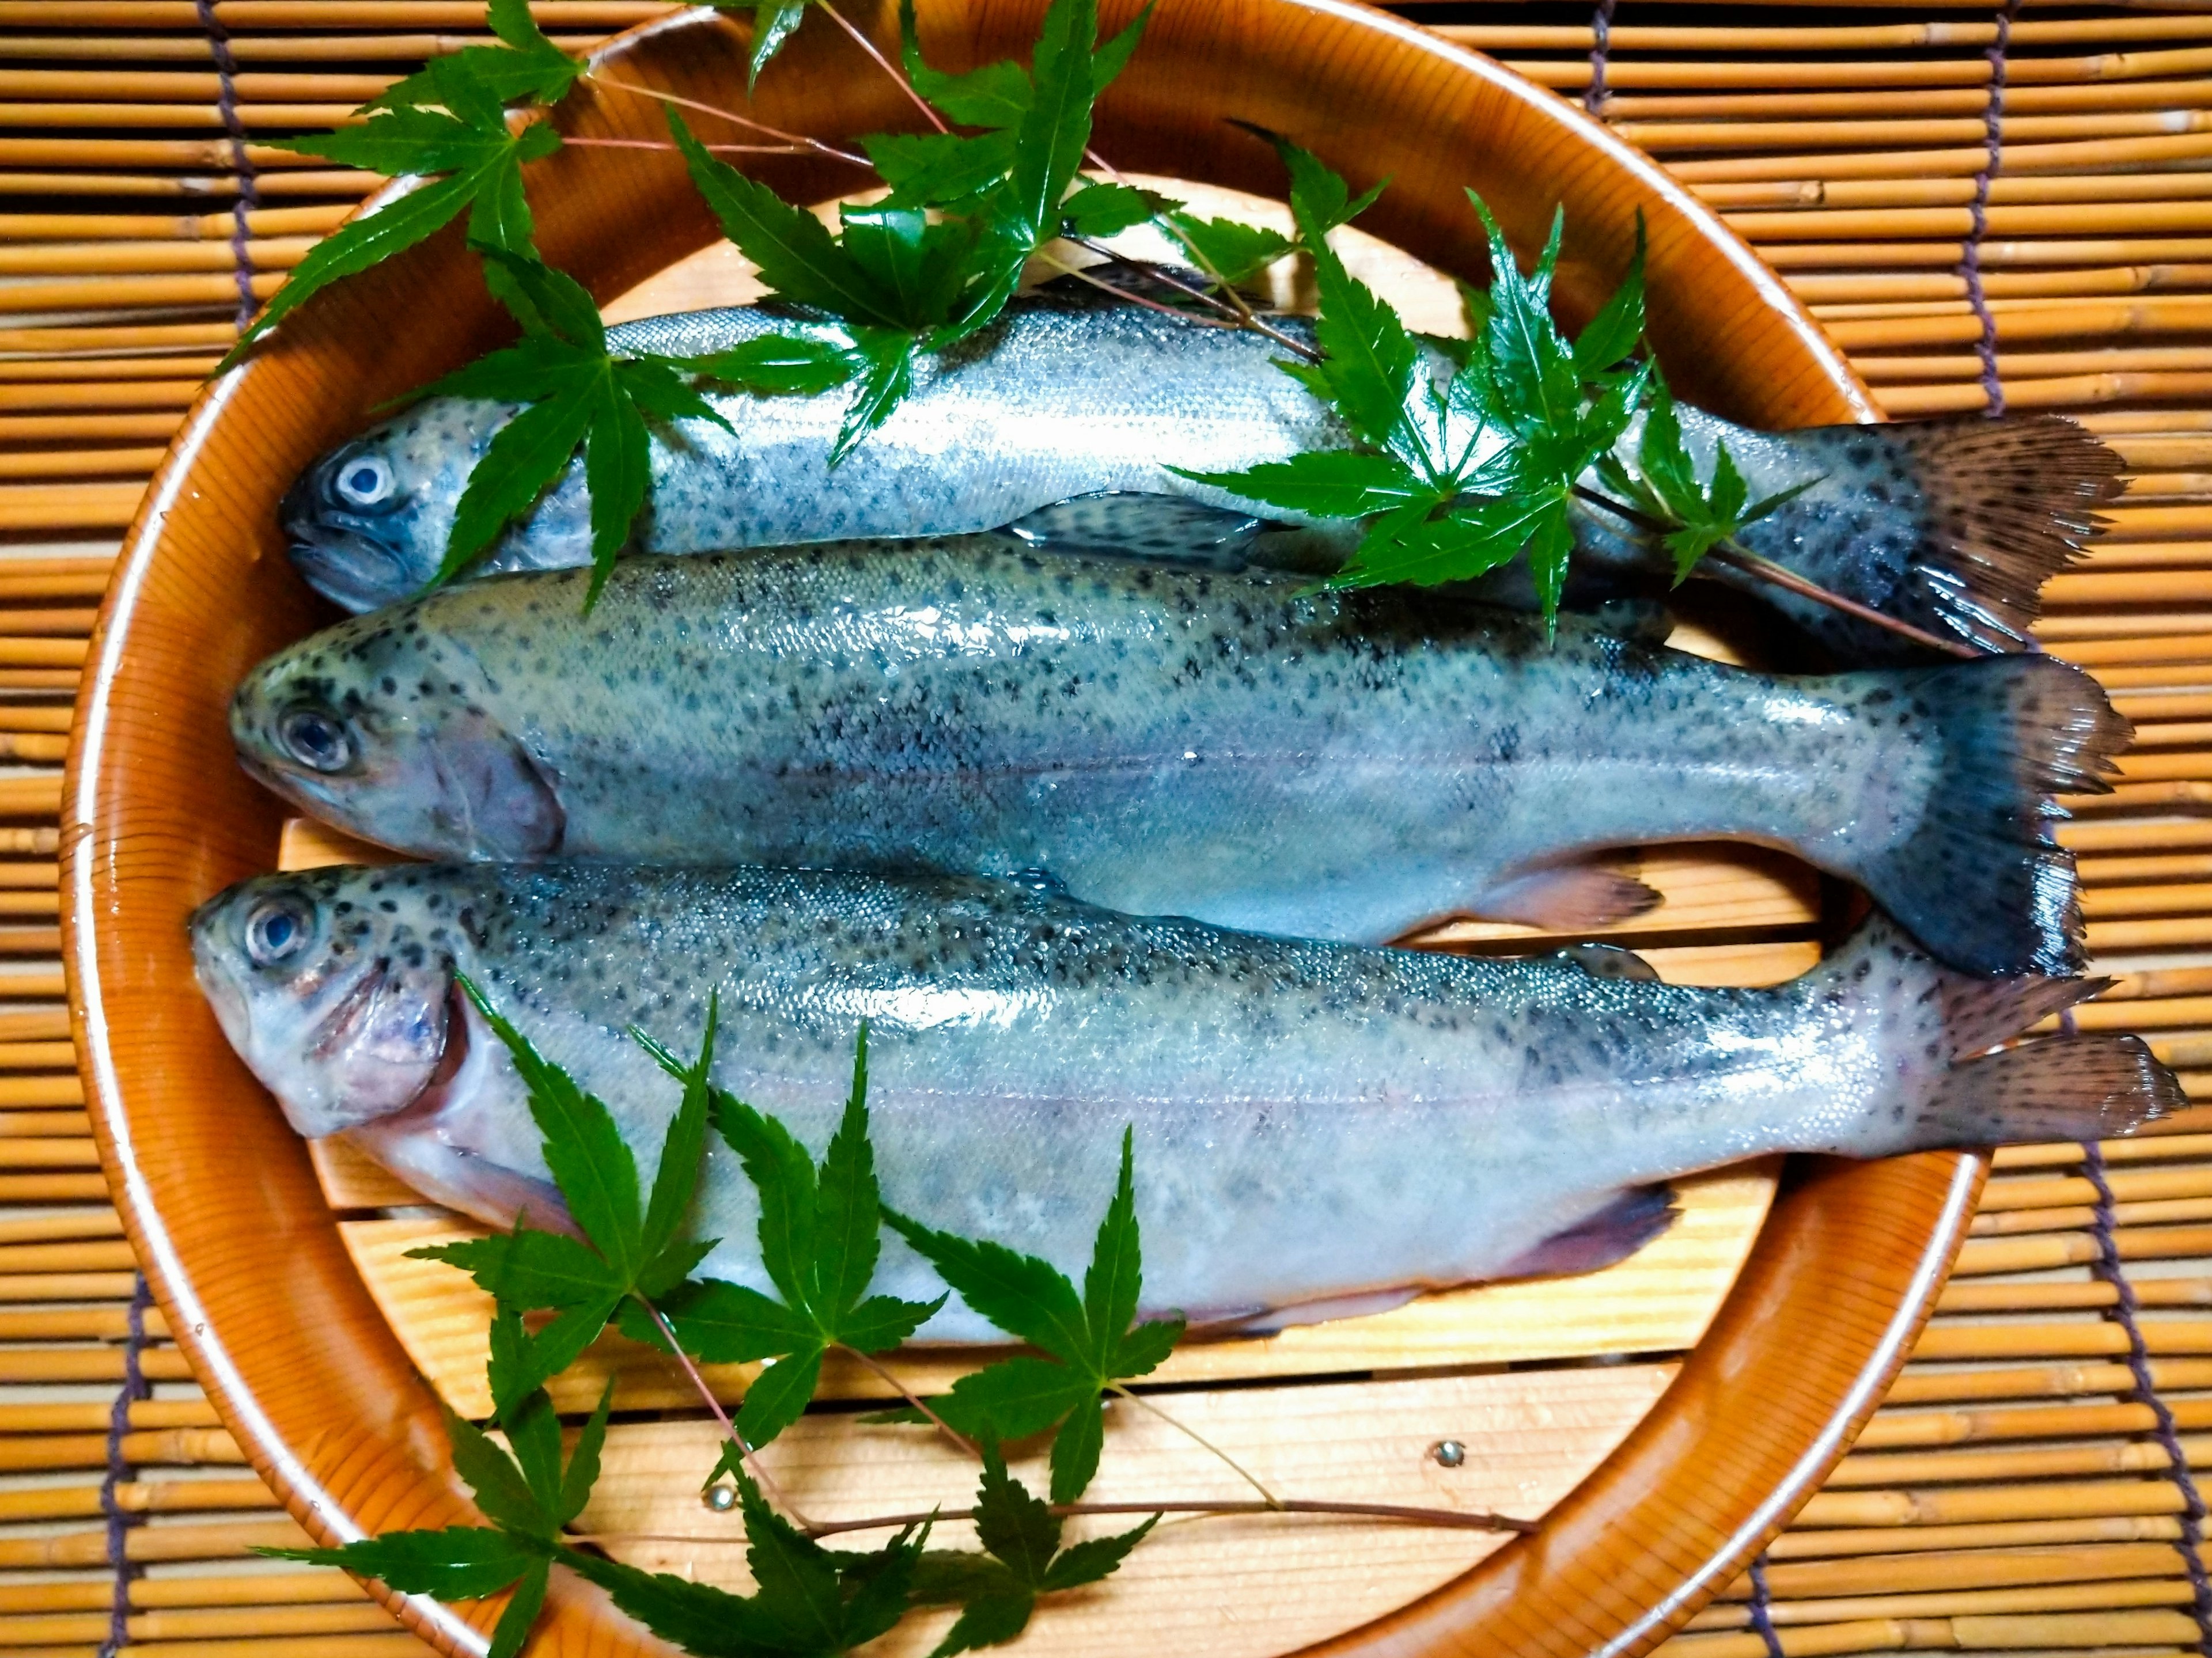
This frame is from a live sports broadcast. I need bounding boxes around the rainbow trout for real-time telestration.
[230,543,2125,976]
[279,289,2118,665]
[190,863,2175,1342]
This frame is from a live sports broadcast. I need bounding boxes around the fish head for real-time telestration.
[283,399,514,613]
[229,611,565,860]
[190,867,464,1139]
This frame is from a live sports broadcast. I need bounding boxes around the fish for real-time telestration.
[188,862,2177,1342]
[279,283,2120,665]
[230,541,2128,977]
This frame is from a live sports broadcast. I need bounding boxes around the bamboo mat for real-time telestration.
[8,2,2212,1654]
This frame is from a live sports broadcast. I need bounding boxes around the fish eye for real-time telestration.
[244,897,313,968]
[331,452,397,511]
[278,705,354,774]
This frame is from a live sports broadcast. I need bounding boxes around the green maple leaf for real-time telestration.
[884,1129,1183,1504]
[259,1379,615,1658]
[909,1440,1156,1656]
[562,1471,926,1657]
[403,248,732,601]
[623,1026,944,1451]
[409,978,725,1418]
[221,2,581,367]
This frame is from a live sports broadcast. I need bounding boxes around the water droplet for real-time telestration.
[1430,1440,1466,1469]
[702,1482,738,1512]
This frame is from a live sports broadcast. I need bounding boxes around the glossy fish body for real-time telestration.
[232,543,2124,976]
[284,293,2117,663]
[188,863,2171,1342]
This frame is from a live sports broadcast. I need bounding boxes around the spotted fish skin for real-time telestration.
[187,862,2171,1342]
[282,292,2118,662]
[231,542,2125,975]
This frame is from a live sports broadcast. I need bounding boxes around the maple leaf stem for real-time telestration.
[564,136,820,157]
[637,1297,813,1526]
[839,1345,979,1460]
[584,71,871,167]
[1566,484,1980,661]
[583,1497,1536,1545]
[1063,233,1318,365]
[819,1,949,134]
[1106,1384,1279,1509]
[1032,251,1244,332]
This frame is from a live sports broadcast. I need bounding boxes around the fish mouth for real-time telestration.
[281,471,414,613]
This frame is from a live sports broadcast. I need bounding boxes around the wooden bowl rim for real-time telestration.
[62,5,1969,1655]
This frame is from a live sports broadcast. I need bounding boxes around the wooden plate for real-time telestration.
[60,3,1982,1655]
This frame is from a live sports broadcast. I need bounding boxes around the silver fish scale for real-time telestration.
[197,863,1945,1341]
[506,301,1348,574]
[241,543,1929,945]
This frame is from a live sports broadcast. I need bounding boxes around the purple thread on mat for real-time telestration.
[97,1275,155,1658]
[2085,1141,2212,1651]
[1745,1554,1786,1658]
[1584,0,1619,117]
[195,0,262,333]
[1959,0,2021,416]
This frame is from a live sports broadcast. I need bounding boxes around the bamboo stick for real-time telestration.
[1854,1393,2212,1444]
[0,1479,300,1524]
[2066,818,2212,851]
[0,272,279,316]
[1711,172,2212,211]
[0,414,182,443]
[0,1518,313,1569]
[1969,1194,2212,1232]
[2050,574,2212,608]
[1665,1614,2195,1658]
[0,487,149,532]
[2081,542,2212,571]
[1885,1356,2212,1403]
[1767,238,2212,270]
[0,1349,196,1384]
[1618,111,2212,154]
[0,707,82,732]
[1685,1576,2191,1631]
[0,323,228,353]
[1911,1322,2212,1361]
[0,1574,362,1614]
[1541,41,2212,88]
[1672,131,2212,184]
[0,1304,168,1340]
[0,1428,244,1474]
[0,208,342,243]
[1826,298,2212,350]
[1737,202,2212,241]
[2080,879,2212,916]
[1978,1165,2212,1209]
[0,240,310,277]
[1794,1477,2195,1529]
[0,69,396,101]
[0,169,378,198]
[0,1399,215,1435]
[1767,1516,2184,1562]
[0,358,215,380]
[1825,1433,2212,1489]
[1605,78,2212,120]
[0,32,608,62]
[0,1239,141,1271]
[1423,17,2212,48]
[0,1609,398,1653]
[1952,1227,2212,1274]
[0,383,196,411]
[1790,267,2212,307]
[0,1112,92,1137]
[0,1179,113,1202]
[0,103,361,129]
[0,1203,116,1239]
[1858,347,2212,381]
[0,137,370,167]
[0,3,670,20]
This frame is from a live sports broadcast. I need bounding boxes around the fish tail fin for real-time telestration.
[1910,1033,2181,1149]
[1852,651,2127,975]
[1737,414,2120,663]
[1809,916,2176,1153]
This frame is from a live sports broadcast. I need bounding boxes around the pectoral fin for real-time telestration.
[1495,1186,1677,1280]
[1470,862,1661,931]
